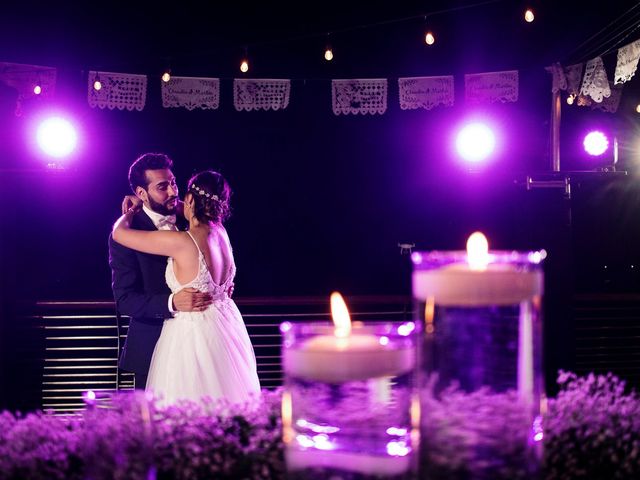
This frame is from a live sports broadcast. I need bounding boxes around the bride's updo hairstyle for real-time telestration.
[186,170,232,224]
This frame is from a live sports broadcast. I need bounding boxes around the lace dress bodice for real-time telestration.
[165,231,235,300]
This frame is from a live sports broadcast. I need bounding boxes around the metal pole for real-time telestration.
[551,89,561,172]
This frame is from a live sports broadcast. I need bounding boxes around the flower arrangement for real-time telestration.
[0,373,638,480]
[544,371,640,480]
[0,390,284,480]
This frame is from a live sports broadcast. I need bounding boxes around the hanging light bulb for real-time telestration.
[425,31,435,45]
[635,104,640,113]
[324,46,334,61]
[92,72,102,91]
[324,33,334,61]
[33,84,42,95]
[524,9,535,23]
[240,47,250,73]
[566,94,575,105]
[161,70,171,82]
[423,16,435,46]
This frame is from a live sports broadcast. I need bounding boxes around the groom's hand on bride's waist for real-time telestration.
[173,288,213,312]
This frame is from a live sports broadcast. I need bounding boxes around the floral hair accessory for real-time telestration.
[191,183,219,201]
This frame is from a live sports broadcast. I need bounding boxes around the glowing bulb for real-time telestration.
[324,48,333,61]
[466,232,490,270]
[36,117,78,158]
[583,131,609,156]
[93,80,102,91]
[524,9,535,22]
[240,60,249,73]
[456,123,496,163]
[161,72,171,82]
[635,104,640,113]
[567,94,575,105]
[33,85,42,95]
[330,292,351,338]
[425,32,435,45]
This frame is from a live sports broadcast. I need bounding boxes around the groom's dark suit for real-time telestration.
[108,209,186,388]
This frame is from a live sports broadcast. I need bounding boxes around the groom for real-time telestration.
[108,152,213,389]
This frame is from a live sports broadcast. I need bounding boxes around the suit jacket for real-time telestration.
[108,210,186,376]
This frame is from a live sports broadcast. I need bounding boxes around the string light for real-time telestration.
[93,77,102,91]
[240,47,250,73]
[635,104,640,113]
[324,46,334,61]
[33,84,42,95]
[324,33,334,61]
[425,31,435,45]
[423,16,435,46]
[567,94,575,105]
[162,58,172,82]
[524,9,535,23]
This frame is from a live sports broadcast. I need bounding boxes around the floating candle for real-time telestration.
[412,232,545,306]
[283,293,415,383]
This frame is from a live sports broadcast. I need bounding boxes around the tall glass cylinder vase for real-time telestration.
[412,247,545,480]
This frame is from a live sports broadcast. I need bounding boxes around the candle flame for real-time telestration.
[330,292,351,338]
[466,231,489,270]
[281,391,293,444]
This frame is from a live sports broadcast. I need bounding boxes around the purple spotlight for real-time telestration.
[455,123,496,163]
[36,117,78,158]
[583,131,609,156]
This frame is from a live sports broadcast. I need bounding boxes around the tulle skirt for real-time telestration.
[146,299,261,406]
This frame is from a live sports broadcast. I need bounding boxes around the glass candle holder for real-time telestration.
[281,320,420,480]
[412,246,545,480]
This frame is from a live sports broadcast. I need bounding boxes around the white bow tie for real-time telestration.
[157,215,177,230]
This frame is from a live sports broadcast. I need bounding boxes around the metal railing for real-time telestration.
[24,293,640,413]
[30,296,412,413]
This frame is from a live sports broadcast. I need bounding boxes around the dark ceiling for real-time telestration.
[1,0,639,81]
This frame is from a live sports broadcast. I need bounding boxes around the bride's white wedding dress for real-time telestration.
[146,231,261,406]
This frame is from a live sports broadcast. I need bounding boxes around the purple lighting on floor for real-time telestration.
[583,131,609,156]
[36,116,78,158]
[455,123,496,163]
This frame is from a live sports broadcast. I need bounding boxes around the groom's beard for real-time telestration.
[148,195,178,216]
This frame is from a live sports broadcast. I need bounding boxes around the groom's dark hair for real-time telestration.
[128,153,174,193]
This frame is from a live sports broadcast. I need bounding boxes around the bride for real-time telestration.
[113,170,260,406]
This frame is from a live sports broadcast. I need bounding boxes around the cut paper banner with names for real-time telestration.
[332,78,388,115]
[161,76,220,110]
[233,79,290,111]
[580,57,611,103]
[465,70,518,104]
[564,63,584,97]
[88,71,147,111]
[0,62,57,116]
[591,82,623,113]
[545,63,567,93]
[398,76,454,110]
[615,38,640,85]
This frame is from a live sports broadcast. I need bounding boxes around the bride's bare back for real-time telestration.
[171,224,234,287]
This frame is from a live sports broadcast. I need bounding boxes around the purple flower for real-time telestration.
[0,375,638,480]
